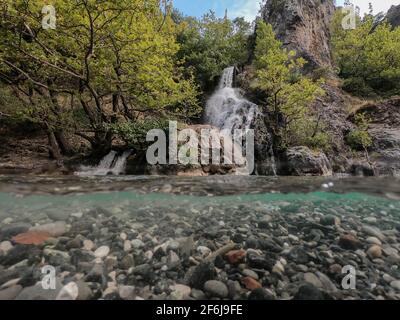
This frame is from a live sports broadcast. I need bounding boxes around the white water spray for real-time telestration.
[76,150,132,176]
[205,67,259,132]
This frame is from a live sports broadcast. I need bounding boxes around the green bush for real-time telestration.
[345,113,372,151]
[108,119,170,150]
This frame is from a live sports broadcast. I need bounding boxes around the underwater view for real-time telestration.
[1,0,400,309]
[0,176,399,300]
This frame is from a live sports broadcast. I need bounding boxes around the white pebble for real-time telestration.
[94,246,110,258]
[123,240,132,252]
[83,240,94,251]
[197,246,211,257]
[0,241,13,254]
[56,282,79,300]
[131,239,145,249]
[120,233,127,241]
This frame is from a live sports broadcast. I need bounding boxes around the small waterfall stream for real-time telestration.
[76,150,132,176]
[205,67,259,132]
[205,67,277,175]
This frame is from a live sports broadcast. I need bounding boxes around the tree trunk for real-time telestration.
[47,130,62,160]
[55,130,74,155]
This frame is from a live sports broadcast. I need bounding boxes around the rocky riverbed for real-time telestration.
[0,189,400,300]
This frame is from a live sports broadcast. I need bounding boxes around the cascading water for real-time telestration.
[76,150,132,176]
[205,67,277,175]
[205,66,259,132]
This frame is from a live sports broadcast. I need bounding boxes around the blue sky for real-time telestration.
[173,0,400,21]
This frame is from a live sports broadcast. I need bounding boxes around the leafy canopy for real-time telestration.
[332,11,400,97]
[252,21,327,150]
[176,11,252,91]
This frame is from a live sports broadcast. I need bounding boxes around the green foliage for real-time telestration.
[252,21,327,150]
[346,113,373,151]
[332,11,400,97]
[108,119,170,150]
[0,0,201,154]
[177,11,252,90]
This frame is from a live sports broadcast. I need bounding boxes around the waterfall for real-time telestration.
[205,66,277,176]
[205,66,259,132]
[76,150,132,176]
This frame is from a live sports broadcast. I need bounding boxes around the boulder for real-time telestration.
[279,146,332,176]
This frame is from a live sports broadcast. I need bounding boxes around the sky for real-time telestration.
[173,0,400,22]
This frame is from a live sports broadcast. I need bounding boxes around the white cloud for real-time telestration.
[229,0,261,21]
[337,0,400,15]
[228,0,400,22]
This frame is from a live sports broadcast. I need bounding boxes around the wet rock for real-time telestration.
[94,246,110,258]
[197,246,211,257]
[366,237,382,246]
[119,285,135,300]
[83,240,94,251]
[226,249,246,265]
[187,262,216,289]
[0,285,23,300]
[131,239,145,249]
[76,281,93,300]
[0,241,13,254]
[245,238,259,249]
[66,238,82,250]
[338,234,362,250]
[241,277,262,290]
[248,288,275,300]
[170,284,191,299]
[30,221,67,237]
[56,282,79,300]
[287,247,309,264]
[0,245,41,267]
[258,239,283,253]
[191,289,206,300]
[320,215,340,227]
[315,272,338,292]
[367,245,382,259]
[304,273,323,288]
[258,215,272,228]
[280,146,332,176]
[85,264,106,284]
[390,280,400,291]
[362,226,385,241]
[15,279,63,300]
[204,280,228,298]
[70,249,95,266]
[242,269,259,280]
[133,264,152,279]
[293,284,332,300]
[0,223,31,240]
[119,255,134,270]
[247,254,274,271]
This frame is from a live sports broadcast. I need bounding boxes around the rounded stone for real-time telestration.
[204,280,228,298]
[367,245,382,259]
[94,246,110,258]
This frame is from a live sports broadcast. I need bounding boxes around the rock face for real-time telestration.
[262,0,335,72]
[387,5,400,28]
[354,97,400,176]
[279,146,332,176]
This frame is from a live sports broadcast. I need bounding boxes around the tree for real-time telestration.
[252,21,326,151]
[0,0,200,158]
[332,11,400,97]
[176,11,252,91]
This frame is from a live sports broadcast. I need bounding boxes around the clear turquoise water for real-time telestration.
[0,175,399,219]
